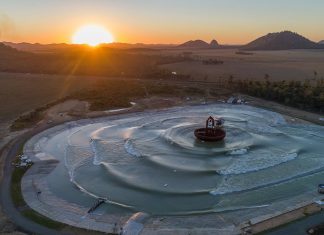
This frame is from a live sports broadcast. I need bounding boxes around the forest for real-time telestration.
[228,77,324,113]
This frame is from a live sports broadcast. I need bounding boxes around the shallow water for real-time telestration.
[34,104,324,215]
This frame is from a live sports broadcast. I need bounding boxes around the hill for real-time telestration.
[2,42,71,52]
[0,43,27,55]
[178,40,210,49]
[210,39,219,48]
[178,39,220,49]
[319,40,324,44]
[243,31,320,50]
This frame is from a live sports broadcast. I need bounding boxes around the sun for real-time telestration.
[72,24,114,46]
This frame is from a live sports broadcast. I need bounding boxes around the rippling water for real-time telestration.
[36,104,324,215]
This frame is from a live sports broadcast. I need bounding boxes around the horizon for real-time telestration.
[1,0,324,45]
[0,30,321,46]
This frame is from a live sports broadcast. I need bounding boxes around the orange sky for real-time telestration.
[1,0,324,45]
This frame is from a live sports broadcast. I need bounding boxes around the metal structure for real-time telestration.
[194,116,226,141]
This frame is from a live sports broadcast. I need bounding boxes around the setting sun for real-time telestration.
[72,25,114,46]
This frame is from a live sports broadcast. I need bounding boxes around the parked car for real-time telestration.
[318,184,324,194]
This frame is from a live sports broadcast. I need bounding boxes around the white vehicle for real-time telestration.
[20,156,28,161]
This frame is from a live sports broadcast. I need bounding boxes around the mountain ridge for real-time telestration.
[178,39,221,49]
[178,39,210,48]
[243,31,321,50]
[3,31,324,52]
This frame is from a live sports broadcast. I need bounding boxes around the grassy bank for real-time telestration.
[10,154,65,229]
[10,100,65,132]
[11,166,30,207]
[10,161,66,230]
[9,141,110,234]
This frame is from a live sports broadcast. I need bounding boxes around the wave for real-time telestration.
[228,148,248,155]
[100,162,215,195]
[124,139,142,157]
[216,152,298,176]
[91,139,103,165]
[210,162,324,196]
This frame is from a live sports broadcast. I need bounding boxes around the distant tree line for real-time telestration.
[227,77,324,113]
[202,58,224,65]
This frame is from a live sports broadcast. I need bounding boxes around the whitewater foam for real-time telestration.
[91,139,103,165]
[229,148,248,155]
[124,139,142,157]
[216,152,298,175]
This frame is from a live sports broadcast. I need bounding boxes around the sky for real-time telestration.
[0,0,323,44]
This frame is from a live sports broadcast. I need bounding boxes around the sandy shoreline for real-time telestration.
[18,100,324,235]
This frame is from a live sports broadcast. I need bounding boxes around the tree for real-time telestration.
[264,73,270,80]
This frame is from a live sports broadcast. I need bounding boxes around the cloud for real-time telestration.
[0,13,16,40]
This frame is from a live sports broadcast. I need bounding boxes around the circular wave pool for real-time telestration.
[31,104,324,215]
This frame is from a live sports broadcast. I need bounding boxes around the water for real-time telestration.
[34,104,324,215]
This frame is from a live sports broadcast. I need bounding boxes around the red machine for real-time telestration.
[194,116,226,141]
